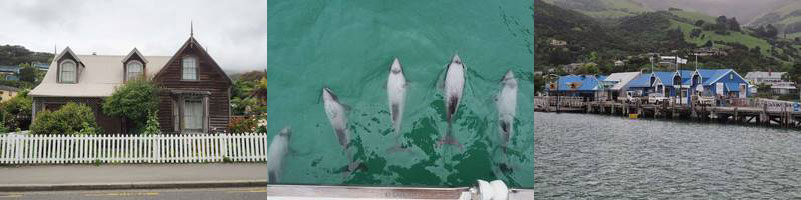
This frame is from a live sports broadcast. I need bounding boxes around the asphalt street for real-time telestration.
[0,187,266,200]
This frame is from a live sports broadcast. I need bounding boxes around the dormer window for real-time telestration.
[126,61,143,81]
[60,60,77,83]
[182,56,197,80]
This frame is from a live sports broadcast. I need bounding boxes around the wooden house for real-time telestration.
[29,36,232,134]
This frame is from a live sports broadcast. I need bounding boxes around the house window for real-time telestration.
[182,56,197,80]
[126,61,143,81]
[730,73,734,80]
[60,60,77,83]
[183,98,204,132]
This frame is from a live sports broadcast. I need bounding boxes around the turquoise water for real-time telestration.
[267,0,533,188]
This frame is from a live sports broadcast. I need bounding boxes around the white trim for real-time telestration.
[708,69,747,85]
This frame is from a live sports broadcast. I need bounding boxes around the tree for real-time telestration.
[1,89,32,131]
[690,29,703,38]
[695,20,705,27]
[766,24,779,38]
[102,80,158,133]
[704,40,714,47]
[30,103,99,135]
[728,18,741,32]
[18,63,36,83]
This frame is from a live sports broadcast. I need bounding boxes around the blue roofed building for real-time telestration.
[693,69,750,98]
[546,75,606,101]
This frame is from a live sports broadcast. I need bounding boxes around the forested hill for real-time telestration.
[0,45,54,66]
[535,0,801,79]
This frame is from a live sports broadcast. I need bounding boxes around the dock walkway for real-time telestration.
[535,96,801,128]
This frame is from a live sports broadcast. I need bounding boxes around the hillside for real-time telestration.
[751,1,801,35]
[537,0,797,74]
[542,0,650,18]
[0,45,53,66]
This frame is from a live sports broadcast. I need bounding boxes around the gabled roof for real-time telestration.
[697,69,746,85]
[53,47,83,65]
[652,71,676,86]
[122,48,149,64]
[552,75,603,92]
[628,73,653,88]
[604,72,640,90]
[153,37,233,85]
[30,50,171,97]
[745,71,785,80]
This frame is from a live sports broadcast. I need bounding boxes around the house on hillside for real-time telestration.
[29,35,232,134]
[745,71,797,95]
[0,85,19,102]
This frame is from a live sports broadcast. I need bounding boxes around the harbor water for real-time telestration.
[535,112,801,198]
[267,0,534,188]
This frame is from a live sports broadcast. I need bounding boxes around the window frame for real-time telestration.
[178,95,208,134]
[181,56,198,80]
[125,60,144,81]
[60,60,77,83]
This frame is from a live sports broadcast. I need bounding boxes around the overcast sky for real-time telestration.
[0,0,266,72]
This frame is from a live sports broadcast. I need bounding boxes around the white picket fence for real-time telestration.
[0,133,267,164]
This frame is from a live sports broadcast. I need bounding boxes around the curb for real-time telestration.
[0,180,267,192]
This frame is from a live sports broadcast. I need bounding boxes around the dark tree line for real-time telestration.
[0,45,53,66]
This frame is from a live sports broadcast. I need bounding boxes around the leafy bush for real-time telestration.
[102,80,158,133]
[142,110,161,135]
[228,117,258,134]
[30,103,99,135]
[0,89,32,131]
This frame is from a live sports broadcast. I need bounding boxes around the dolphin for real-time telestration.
[386,58,407,134]
[439,54,465,149]
[267,127,291,183]
[496,70,517,153]
[321,88,360,171]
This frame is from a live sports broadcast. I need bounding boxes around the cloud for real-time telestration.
[0,0,266,72]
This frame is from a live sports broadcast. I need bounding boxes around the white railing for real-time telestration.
[0,133,267,164]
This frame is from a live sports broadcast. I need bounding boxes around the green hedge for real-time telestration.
[30,102,99,135]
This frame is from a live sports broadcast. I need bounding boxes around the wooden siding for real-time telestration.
[153,40,231,134]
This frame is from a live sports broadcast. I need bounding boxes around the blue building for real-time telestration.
[693,69,750,98]
[546,75,606,101]
[626,69,750,102]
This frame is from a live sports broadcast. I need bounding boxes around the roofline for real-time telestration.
[54,47,83,64]
[707,69,747,85]
[153,37,233,84]
[122,48,149,64]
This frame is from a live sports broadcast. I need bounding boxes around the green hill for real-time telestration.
[542,0,650,18]
[751,1,801,34]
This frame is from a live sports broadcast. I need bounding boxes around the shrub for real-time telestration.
[0,89,32,131]
[142,110,161,135]
[30,103,99,135]
[102,80,158,133]
[228,116,258,133]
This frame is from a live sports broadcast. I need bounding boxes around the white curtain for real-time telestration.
[127,62,143,80]
[183,99,203,130]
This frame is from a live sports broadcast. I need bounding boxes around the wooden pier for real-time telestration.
[535,96,801,128]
